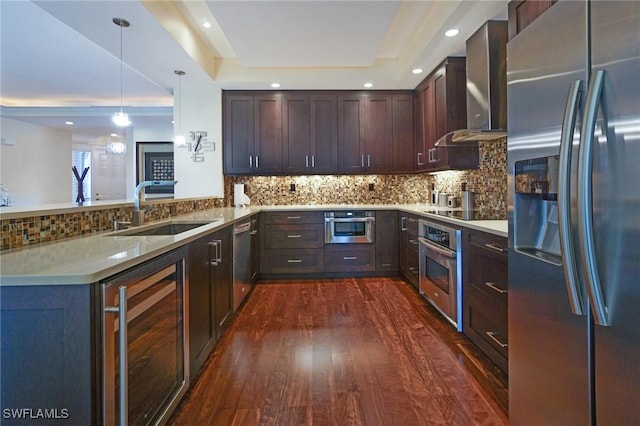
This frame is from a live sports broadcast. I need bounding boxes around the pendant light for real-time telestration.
[174,70,186,146]
[112,18,131,127]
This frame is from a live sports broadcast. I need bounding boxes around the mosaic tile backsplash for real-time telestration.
[2,139,506,251]
[225,138,507,215]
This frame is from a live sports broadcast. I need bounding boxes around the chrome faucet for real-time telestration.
[132,180,178,226]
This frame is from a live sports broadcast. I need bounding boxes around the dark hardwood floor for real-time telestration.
[170,277,508,425]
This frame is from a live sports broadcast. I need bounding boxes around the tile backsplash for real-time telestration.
[2,138,506,251]
[226,138,507,215]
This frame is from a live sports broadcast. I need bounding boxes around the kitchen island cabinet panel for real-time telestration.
[0,284,94,425]
[189,225,233,378]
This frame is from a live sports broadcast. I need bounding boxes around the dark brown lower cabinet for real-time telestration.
[399,213,420,289]
[375,210,399,272]
[324,244,376,273]
[462,228,509,374]
[0,284,95,424]
[189,226,233,378]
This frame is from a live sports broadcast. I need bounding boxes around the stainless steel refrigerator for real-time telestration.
[507,1,640,424]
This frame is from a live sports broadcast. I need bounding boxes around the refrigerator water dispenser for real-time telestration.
[514,157,562,265]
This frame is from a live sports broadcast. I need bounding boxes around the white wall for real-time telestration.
[173,80,224,199]
[0,117,72,206]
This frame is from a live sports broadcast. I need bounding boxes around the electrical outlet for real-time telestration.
[290,183,296,192]
[368,183,375,191]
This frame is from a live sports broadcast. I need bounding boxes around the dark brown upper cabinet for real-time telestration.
[414,57,479,172]
[223,92,282,175]
[224,90,413,176]
[337,92,412,174]
[282,94,338,174]
[508,0,558,40]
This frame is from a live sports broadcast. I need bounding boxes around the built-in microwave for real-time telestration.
[324,211,375,244]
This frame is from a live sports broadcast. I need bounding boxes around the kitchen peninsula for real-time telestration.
[1,203,505,424]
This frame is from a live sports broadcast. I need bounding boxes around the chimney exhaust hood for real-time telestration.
[436,20,508,146]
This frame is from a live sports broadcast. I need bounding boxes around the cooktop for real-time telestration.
[422,209,505,221]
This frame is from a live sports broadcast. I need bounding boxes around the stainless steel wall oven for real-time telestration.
[324,211,375,244]
[102,248,188,425]
[418,219,462,331]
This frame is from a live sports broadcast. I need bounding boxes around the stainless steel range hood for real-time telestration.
[436,20,508,146]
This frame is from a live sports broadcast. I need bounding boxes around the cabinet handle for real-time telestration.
[255,155,259,168]
[249,156,253,168]
[484,243,505,253]
[485,282,508,294]
[401,216,407,231]
[409,239,418,245]
[287,234,302,238]
[250,230,258,235]
[343,256,357,260]
[486,331,508,348]
[287,259,302,263]
[311,155,315,168]
[417,152,425,166]
[408,267,419,275]
[287,216,301,220]
[209,240,222,265]
[104,286,128,426]
[305,155,309,168]
[361,155,365,168]
[367,154,371,168]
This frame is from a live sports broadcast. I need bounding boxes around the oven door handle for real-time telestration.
[419,237,456,258]
[325,217,375,223]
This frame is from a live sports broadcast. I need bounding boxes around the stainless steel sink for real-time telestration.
[108,221,215,236]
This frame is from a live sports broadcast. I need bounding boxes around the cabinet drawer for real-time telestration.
[466,252,508,304]
[466,231,508,261]
[324,244,375,272]
[465,285,508,366]
[263,211,324,224]
[262,249,324,274]
[406,244,420,288]
[264,224,324,249]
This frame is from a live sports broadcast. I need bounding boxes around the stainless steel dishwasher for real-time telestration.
[233,221,252,311]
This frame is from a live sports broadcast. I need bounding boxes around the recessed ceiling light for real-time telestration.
[412,68,424,74]
[203,21,211,29]
[271,83,281,88]
[445,28,460,37]
[110,133,118,137]
[364,82,373,88]
[65,121,74,125]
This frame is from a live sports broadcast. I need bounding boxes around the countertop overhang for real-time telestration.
[0,204,507,286]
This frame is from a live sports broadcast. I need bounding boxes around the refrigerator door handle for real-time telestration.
[578,69,610,326]
[558,79,587,315]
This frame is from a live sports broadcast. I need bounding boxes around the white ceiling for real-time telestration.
[0,0,508,141]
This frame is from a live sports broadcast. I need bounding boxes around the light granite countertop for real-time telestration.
[0,204,507,286]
